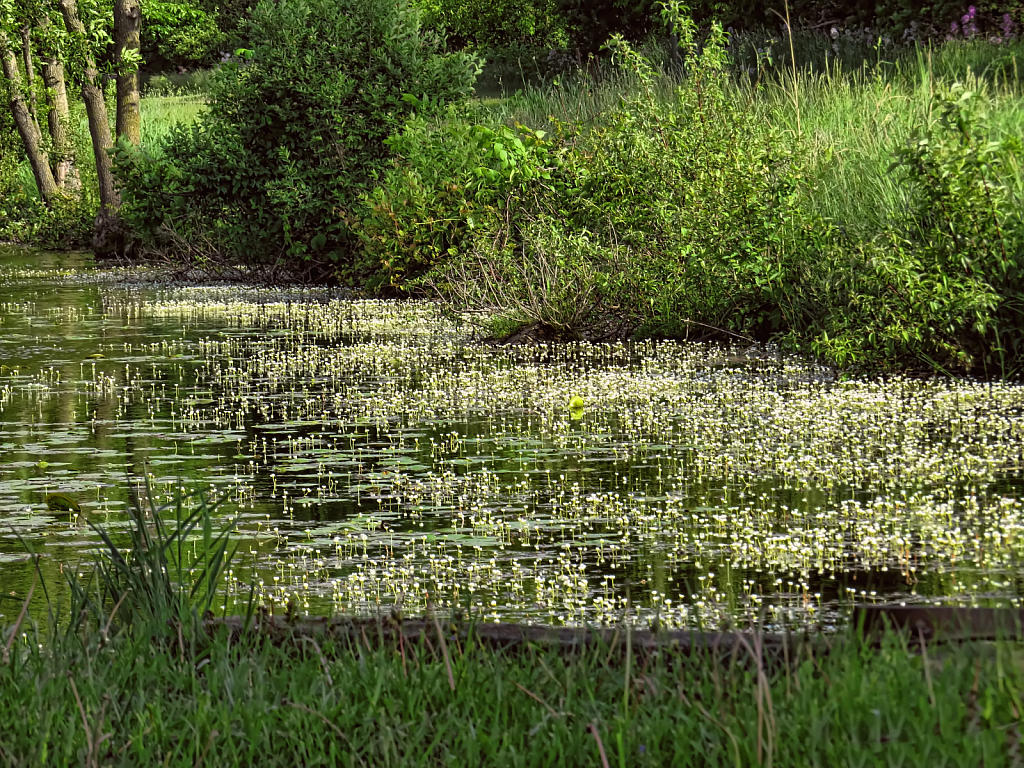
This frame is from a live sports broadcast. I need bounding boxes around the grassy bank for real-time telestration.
[5,8,1024,374]
[0,483,1022,765]
[3,616,1022,765]
[404,33,1024,377]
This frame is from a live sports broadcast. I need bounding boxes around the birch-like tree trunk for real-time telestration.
[40,53,79,190]
[19,25,39,129]
[0,32,60,203]
[56,0,120,213]
[35,14,79,191]
[114,0,141,145]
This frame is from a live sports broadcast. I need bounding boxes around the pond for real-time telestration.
[1,244,1023,631]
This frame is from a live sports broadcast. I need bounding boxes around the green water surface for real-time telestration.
[2,244,1023,630]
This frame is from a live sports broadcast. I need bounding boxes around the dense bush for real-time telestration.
[811,85,1024,376]
[548,26,815,339]
[143,0,227,70]
[0,194,96,249]
[115,0,480,283]
[398,11,828,341]
[358,102,559,288]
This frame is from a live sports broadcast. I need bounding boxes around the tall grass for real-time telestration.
[17,479,242,648]
[4,95,205,203]
[68,478,241,637]
[760,50,1024,237]
[140,95,209,152]
[485,39,1024,242]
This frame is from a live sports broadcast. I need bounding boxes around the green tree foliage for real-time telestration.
[417,0,567,49]
[556,0,660,51]
[194,0,253,36]
[0,105,22,195]
[142,0,225,70]
[114,0,480,283]
[416,0,1019,60]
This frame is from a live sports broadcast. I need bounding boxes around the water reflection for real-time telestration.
[1,244,1023,631]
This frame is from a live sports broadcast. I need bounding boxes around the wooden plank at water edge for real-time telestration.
[854,604,1024,642]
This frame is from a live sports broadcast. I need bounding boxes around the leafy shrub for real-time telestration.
[564,25,812,337]
[428,6,825,341]
[357,101,559,288]
[142,0,226,70]
[812,84,1024,375]
[115,0,480,283]
[0,193,96,249]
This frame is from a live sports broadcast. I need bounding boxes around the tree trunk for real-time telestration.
[56,0,126,256]
[36,14,80,191]
[19,25,39,130]
[56,0,120,214]
[0,33,60,204]
[40,54,80,191]
[114,0,141,145]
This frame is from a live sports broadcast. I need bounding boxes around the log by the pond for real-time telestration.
[204,605,1024,660]
[205,612,820,661]
[853,604,1024,642]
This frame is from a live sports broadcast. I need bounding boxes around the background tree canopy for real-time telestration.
[142,0,225,69]
[134,0,1024,76]
[115,0,480,283]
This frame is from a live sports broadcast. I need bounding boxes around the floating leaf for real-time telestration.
[85,353,105,360]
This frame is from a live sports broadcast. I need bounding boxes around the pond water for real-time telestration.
[2,244,1023,630]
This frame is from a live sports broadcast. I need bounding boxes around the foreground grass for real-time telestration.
[2,486,1021,764]
[0,619,1020,765]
